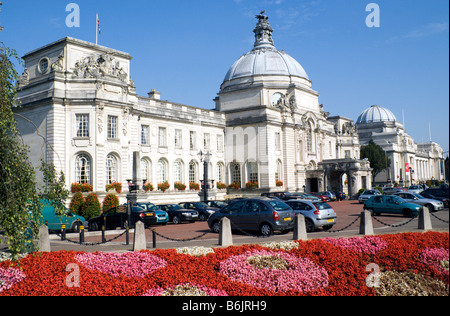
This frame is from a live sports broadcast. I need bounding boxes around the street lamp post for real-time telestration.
[198,150,212,202]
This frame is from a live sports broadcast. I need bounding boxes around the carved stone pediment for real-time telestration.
[72,53,128,83]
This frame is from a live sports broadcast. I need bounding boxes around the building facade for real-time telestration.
[21,13,443,203]
[356,105,445,186]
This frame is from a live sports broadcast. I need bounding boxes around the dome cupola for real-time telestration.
[356,105,398,124]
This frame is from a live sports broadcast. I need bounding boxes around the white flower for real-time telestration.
[176,246,215,257]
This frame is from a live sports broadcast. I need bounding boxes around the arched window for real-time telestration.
[106,154,118,184]
[174,159,184,183]
[75,154,91,184]
[189,161,198,183]
[216,162,225,184]
[141,158,151,183]
[247,162,258,183]
[231,162,241,184]
[275,160,283,183]
[306,121,314,152]
[157,159,168,183]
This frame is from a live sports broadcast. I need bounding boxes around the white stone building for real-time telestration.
[356,105,445,186]
[14,13,383,202]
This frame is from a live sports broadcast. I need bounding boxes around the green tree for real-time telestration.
[0,43,42,258]
[360,139,391,182]
[40,160,70,217]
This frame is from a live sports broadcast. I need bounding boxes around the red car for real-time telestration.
[309,192,331,202]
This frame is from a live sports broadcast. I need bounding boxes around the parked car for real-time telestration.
[206,200,228,209]
[157,204,198,224]
[382,187,406,195]
[290,192,321,201]
[88,205,157,231]
[134,202,169,224]
[332,191,347,201]
[261,192,297,200]
[393,192,444,212]
[318,191,337,201]
[358,189,382,204]
[363,195,422,217]
[407,185,424,194]
[179,202,219,221]
[420,188,449,208]
[41,199,86,233]
[309,192,331,202]
[285,200,337,232]
[208,198,295,237]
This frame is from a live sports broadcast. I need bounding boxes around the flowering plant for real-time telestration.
[144,183,154,192]
[106,182,122,194]
[246,181,258,189]
[158,181,170,192]
[276,180,283,187]
[217,182,227,190]
[228,182,241,190]
[174,182,187,191]
[71,183,93,193]
[0,232,448,296]
[189,182,200,191]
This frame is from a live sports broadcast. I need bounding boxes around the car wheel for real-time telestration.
[199,214,207,221]
[260,223,273,237]
[305,218,315,233]
[71,221,82,233]
[172,216,181,225]
[402,209,413,218]
[366,208,375,216]
[90,222,99,231]
[425,204,435,212]
[211,221,221,233]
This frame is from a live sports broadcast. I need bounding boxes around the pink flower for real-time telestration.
[75,251,167,278]
[0,267,26,293]
[323,236,388,254]
[420,248,449,276]
[219,250,328,293]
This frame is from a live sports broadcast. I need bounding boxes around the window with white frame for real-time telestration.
[190,131,197,150]
[306,122,313,152]
[231,163,241,184]
[175,129,182,149]
[275,132,281,151]
[107,116,118,139]
[75,154,91,184]
[76,114,89,138]
[203,133,211,150]
[106,154,118,184]
[189,161,197,183]
[174,159,183,183]
[141,125,150,145]
[217,134,224,153]
[247,162,258,183]
[158,127,167,147]
[216,162,224,183]
[157,159,168,183]
[141,158,151,183]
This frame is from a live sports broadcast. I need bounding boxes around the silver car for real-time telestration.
[407,185,424,194]
[394,192,444,212]
[359,189,382,204]
[285,200,337,232]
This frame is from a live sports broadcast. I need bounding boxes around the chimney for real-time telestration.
[148,89,161,100]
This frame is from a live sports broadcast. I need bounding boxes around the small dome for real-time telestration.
[356,105,398,124]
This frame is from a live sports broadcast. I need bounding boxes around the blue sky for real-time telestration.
[1,0,449,153]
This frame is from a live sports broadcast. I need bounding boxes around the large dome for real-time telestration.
[223,12,309,83]
[356,105,398,124]
[224,49,309,82]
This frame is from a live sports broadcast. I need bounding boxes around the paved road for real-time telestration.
[46,200,449,252]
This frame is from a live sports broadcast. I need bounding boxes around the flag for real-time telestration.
[97,14,101,35]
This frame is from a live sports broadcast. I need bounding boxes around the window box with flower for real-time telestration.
[158,181,170,192]
[106,182,122,194]
[174,182,187,191]
[189,182,200,191]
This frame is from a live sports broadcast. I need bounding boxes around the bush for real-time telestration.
[102,193,119,212]
[82,193,102,220]
[69,192,84,216]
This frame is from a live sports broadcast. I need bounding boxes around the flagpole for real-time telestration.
[96,13,98,45]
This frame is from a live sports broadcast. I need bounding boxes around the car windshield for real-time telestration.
[313,202,332,210]
[165,204,182,210]
[363,190,377,195]
[268,201,290,211]
[140,203,159,211]
[194,202,208,208]
[391,196,406,204]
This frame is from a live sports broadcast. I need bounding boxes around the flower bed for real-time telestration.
[0,232,448,296]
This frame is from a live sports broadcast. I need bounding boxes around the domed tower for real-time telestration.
[217,12,332,192]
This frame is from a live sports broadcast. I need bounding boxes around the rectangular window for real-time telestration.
[158,127,167,147]
[76,114,89,138]
[175,129,182,149]
[190,131,197,150]
[141,125,150,145]
[107,115,118,139]
[217,134,224,153]
[275,132,281,151]
[345,150,351,159]
[203,133,210,150]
